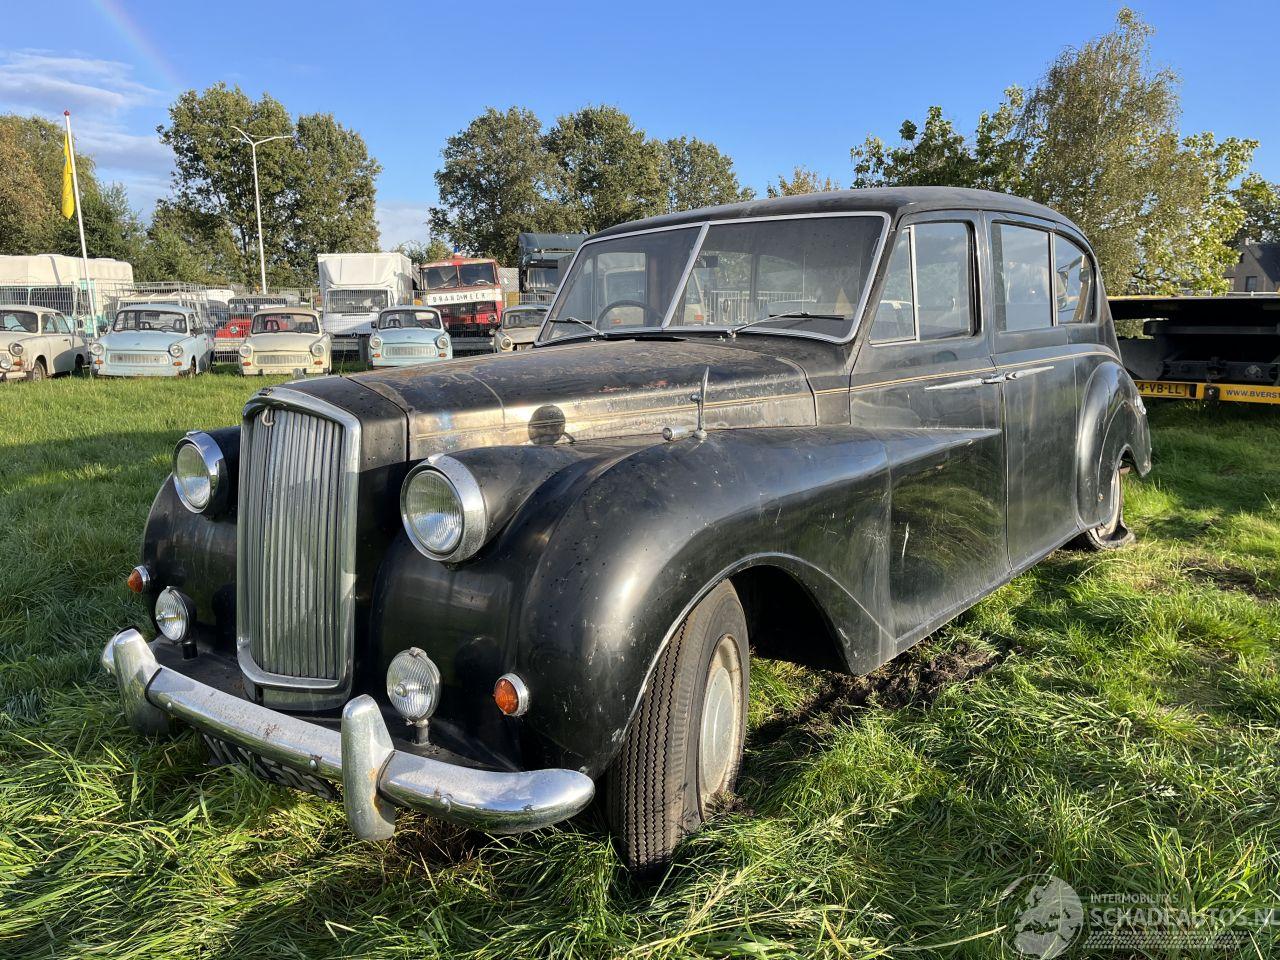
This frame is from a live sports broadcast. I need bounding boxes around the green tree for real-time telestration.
[133,201,238,284]
[663,136,752,212]
[159,83,381,288]
[396,238,454,264]
[766,166,841,197]
[430,107,565,264]
[1231,173,1280,246]
[0,114,141,260]
[545,105,665,232]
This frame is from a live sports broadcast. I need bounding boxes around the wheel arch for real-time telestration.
[1076,359,1152,528]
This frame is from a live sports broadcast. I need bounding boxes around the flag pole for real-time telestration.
[63,110,97,327]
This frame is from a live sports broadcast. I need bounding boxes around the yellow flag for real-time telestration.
[61,130,75,219]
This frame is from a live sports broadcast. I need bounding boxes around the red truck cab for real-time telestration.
[419,257,504,354]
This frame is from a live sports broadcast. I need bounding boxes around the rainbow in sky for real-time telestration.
[90,0,182,88]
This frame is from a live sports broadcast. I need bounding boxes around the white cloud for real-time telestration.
[0,51,162,116]
[76,127,173,175]
[377,199,433,250]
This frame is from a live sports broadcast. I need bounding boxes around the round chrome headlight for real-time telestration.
[9,341,23,357]
[400,458,486,561]
[172,432,227,515]
[436,334,450,351]
[369,335,383,349]
[309,341,325,357]
[238,343,253,359]
[386,648,441,724]
[154,586,194,642]
[90,342,104,357]
[498,335,513,351]
[169,343,184,358]
[0,355,10,371]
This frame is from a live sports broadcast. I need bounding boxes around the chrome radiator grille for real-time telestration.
[385,343,438,358]
[255,352,310,366]
[109,352,166,364]
[238,403,352,686]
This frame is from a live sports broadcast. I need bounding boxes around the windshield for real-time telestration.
[424,262,496,289]
[378,309,442,330]
[503,308,546,329]
[1,310,39,333]
[252,313,319,334]
[113,311,187,334]
[543,215,885,342]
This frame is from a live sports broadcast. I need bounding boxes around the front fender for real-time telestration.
[374,427,892,776]
[1077,361,1152,527]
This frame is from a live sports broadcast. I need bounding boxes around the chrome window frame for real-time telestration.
[235,386,361,697]
[537,211,892,347]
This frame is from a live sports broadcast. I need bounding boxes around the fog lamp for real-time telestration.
[0,355,10,371]
[386,648,441,726]
[154,587,194,642]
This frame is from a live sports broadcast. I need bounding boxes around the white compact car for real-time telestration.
[368,305,452,368]
[0,305,88,382]
[238,308,332,376]
[91,305,213,377]
[493,304,547,353]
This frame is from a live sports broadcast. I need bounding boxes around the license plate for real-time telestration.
[1136,380,1194,398]
[203,733,339,801]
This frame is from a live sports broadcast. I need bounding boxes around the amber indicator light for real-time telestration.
[493,677,521,716]
[126,568,146,593]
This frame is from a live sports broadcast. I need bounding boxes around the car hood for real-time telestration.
[348,337,816,457]
[99,331,182,351]
[0,331,36,348]
[501,327,540,344]
[243,332,322,352]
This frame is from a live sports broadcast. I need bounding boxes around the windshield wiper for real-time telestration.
[550,315,603,336]
[728,311,850,338]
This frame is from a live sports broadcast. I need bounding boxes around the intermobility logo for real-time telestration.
[997,873,1280,956]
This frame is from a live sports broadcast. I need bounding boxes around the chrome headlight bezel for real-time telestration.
[9,341,23,357]
[168,342,184,358]
[309,340,326,357]
[89,341,104,357]
[172,432,229,516]
[400,456,487,562]
[238,343,253,359]
[369,334,383,350]
[436,334,450,352]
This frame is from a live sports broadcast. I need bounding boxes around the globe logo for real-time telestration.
[998,873,1084,958]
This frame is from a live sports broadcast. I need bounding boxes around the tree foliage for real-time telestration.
[766,166,841,197]
[132,201,239,284]
[159,83,381,288]
[1231,173,1280,246]
[845,9,1260,294]
[395,238,454,265]
[432,106,751,260]
[0,114,140,260]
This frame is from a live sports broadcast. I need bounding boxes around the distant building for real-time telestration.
[1227,243,1280,292]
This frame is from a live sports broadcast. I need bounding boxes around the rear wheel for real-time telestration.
[605,580,748,873]
[1072,465,1134,550]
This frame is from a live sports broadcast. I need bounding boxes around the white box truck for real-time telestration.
[317,252,415,355]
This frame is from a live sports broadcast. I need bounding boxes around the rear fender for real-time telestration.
[1077,361,1152,527]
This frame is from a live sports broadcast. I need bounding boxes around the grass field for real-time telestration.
[1,371,1278,958]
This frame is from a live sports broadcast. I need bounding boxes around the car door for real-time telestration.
[851,212,1008,650]
[986,215,1082,567]
[47,314,74,373]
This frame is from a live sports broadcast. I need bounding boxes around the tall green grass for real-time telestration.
[1,373,1277,958]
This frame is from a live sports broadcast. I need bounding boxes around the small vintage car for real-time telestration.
[237,307,332,376]
[101,188,1151,871]
[0,304,88,382]
[493,304,547,352]
[91,305,213,377]
[368,305,452,367]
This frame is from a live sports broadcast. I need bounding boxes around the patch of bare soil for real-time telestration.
[1181,559,1279,602]
[751,639,1003,753]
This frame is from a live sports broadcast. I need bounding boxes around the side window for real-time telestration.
[868,230,915,342]
[914,222,974,340]
[992,223,1052,331]
[869,222,974,343]
[1054,235,1096,324]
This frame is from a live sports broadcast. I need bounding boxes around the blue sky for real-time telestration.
[4,0,1275,251]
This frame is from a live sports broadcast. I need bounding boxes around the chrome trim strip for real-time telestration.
[236,386,361,696]
[102,630,595,834]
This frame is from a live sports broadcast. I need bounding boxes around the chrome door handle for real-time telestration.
[980,373,1008,384]
[1006,365,1055,381]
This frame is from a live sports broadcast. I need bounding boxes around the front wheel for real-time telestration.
[605,579,748,873]
[1072,465,1134,550]
[27,359,47,382]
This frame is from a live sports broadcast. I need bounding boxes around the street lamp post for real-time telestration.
[231,125,289,295]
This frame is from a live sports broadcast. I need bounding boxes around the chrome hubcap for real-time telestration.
[698,634,741,807]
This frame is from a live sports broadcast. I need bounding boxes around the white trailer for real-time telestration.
[317,252,415,355]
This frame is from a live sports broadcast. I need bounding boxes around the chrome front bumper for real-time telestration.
[101,629,595,839]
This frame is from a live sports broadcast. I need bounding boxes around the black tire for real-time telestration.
[74,355,86,376]
[605,579,748,873]
[1071,465,1134,551]
[27,358,46,382]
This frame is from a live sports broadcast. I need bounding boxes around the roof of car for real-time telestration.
[252,306,318,317]
[119,303,195,314]
[0,303,56,314]
[592,187,1081,239]
[382,304,440,312]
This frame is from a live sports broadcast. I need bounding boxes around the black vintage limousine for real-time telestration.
[102,187,1151,871]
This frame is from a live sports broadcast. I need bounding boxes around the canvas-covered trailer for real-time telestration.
[0,255,134,332]
[317,252,415,355]
[1113,294,1280,404]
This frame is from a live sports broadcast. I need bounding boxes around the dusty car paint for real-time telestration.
[128,187,1150,783]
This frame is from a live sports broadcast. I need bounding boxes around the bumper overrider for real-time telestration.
[101,629,595,839]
